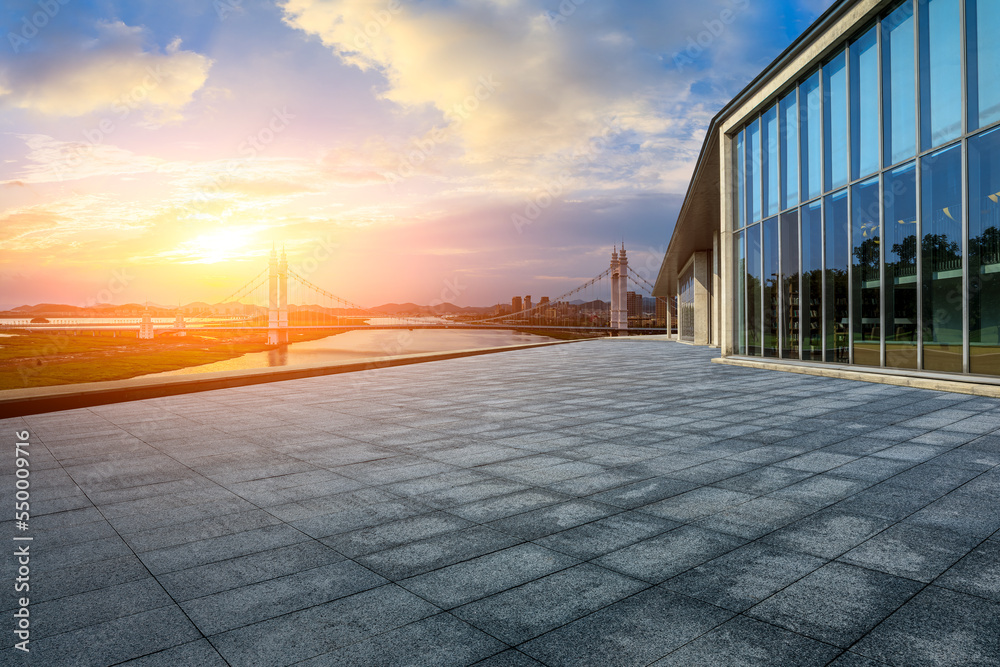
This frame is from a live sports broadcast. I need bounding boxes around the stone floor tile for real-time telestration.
[762,508,893,559]
[357,525,521,580]
[747,562,922,648]
[595,525,746,583]
[181,560,386,635]
[650,615,841,666]
[533,511,678,560]
[519,588,733,667]
[852,586,1000,666]
[399,543,578,608]
[296,613,506,667]
[486,499,617,540]
[695,497,815,540]
[208,584,436,666]
[935,539,1000,603]
[452,563,647,644]
[157,541,344,601]
[838,522,980,582]
[661,542,825,612]
[640,486,754,522]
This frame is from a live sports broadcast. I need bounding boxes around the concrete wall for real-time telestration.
[693,251,711,346]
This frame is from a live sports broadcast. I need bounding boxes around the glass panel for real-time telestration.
[747,223,762,355]
[802,201,823,360]
[735,229,747,354]
[800,71,822,202]
[825,190,850,362]
[763,216,780,357]
[851,26,879,179]
[736,131,746,229]
[852,176,882,367]
[919,0,962,150]
[967,0,1000,131]
[746,119,762,223]
[922,143,963,372]
[824,50,848,192]
[780,211,800,358]
[680,268,695,342]
[883,0,917,166]
[780,91,799,211]
[970,126,1000,375]
[884,162,918,369]
[763,105,779,217]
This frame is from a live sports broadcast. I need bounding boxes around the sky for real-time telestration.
[0,0,835,308]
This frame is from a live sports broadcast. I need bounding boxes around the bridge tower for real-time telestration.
[617,245,628,330]
[610,247,619,329]
[278,246,288,343]
[268,245,289,345]
[268,246,279,345]
[174,310,186,337]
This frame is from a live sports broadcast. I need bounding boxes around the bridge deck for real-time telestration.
[4,324,671,334]
[5,339,999,665]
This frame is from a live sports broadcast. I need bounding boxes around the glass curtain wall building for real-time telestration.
[730,0,1000,376]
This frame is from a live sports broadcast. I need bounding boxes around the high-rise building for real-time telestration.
[524,295,532,311]
[655,297,668,327]
[540,296,550,305]
[626,291,642,318]
[512,296,523,313]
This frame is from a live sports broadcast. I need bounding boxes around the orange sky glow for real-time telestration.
[0,0,833,308]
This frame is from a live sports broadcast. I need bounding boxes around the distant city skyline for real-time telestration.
[1,0,834,307]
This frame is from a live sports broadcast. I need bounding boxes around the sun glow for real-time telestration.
[176,226,261,264]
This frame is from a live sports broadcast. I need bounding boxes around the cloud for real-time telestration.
[0,194,152,252]
[3,134,166,184]
[279,0,749,194]
[0,21,211,123]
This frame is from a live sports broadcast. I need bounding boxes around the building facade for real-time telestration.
[655,0,1000,379]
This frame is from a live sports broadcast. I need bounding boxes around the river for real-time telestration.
[139,328,560,378]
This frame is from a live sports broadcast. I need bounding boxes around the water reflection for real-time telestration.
[268,345,288,367]
[140,329,560,378]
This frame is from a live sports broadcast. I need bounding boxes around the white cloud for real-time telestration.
[279,0,733,193]
[4,134,165,184]
[0,21,211,123]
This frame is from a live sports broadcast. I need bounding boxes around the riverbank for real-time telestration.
[0,329,340,390]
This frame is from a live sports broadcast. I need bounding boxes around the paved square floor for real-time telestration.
[3,339,1000,665]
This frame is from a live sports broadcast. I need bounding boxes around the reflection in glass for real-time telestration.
[736,229,746,354]
[780,91,799,211]
[802,201,823,360]
[824,50,848,192]
[919,0,962,150]
[966,0,1000,132]
[780,211,800,358]
[969,127,1000,374]
[680,268,695,342]
[852,177,882,366]
[736,130,745,229]
[763,217,780,357]
[747,223,762,355]
[746,119,762,223]
[763,105,779,218]
[851,26,879,179]
[884,162,918,369]
[825,190,850,363]
[883,0,916,166]
[922,144,963,372]
[800,71,822,202]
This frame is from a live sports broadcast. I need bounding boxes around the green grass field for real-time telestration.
[0,330,338,390]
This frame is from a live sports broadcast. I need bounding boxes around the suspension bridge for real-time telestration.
[7,246,673,339]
